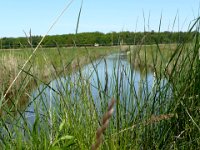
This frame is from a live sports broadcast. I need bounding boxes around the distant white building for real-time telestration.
[94,43,99,47]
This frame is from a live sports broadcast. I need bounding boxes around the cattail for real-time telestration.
[91,98,115,150]
[144,113,174,125]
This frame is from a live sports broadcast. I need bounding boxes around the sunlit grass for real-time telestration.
[0,22,200,150]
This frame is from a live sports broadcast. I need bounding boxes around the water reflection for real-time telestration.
[25,52,171,124]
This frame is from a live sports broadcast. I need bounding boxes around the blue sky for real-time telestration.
[0,0,199,37]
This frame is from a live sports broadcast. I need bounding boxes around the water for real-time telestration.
[24,52,171,125]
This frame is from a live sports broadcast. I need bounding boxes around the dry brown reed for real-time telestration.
[144,113,174,125]
[0,55,32,112]
[91,98,115,150]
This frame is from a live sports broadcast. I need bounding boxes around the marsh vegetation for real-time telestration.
[0,16,200,150]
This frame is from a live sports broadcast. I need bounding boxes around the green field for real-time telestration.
[0,46,118,79]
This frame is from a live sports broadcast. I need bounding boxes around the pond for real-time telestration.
[24,52,171,125]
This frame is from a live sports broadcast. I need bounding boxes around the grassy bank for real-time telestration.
[127,43,194,74]
[0,46,118,112]
[0,46,118,78]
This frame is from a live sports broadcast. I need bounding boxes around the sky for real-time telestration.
[0,0,200,37]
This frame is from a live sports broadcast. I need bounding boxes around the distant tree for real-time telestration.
[0,31,193,49]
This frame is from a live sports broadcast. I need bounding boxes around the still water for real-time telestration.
[24,52,170,124]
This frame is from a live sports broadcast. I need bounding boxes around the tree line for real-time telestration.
[0,31,195,49]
